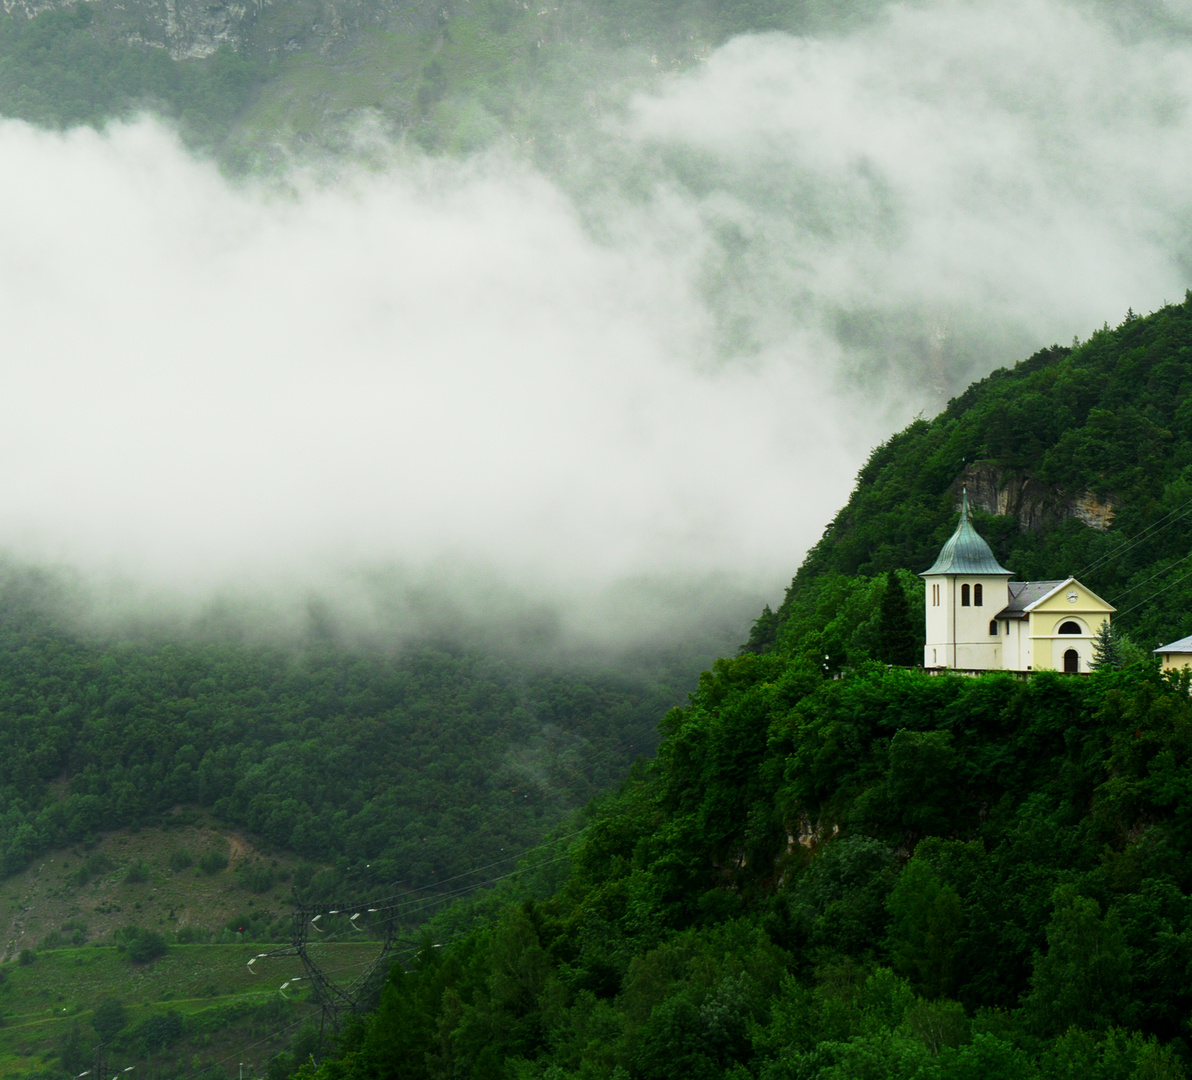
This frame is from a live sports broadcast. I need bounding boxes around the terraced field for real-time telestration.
[0,821,390,1077]
[0,941,382,1076]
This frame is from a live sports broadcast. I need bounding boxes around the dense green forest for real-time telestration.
[290,660,1192,1079]
[745,295,1192,666]
[272,300,1192,1080]
[0,564,697,905]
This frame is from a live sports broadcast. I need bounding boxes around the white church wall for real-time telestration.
[923,575,1009,670]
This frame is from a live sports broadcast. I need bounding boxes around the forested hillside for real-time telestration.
[294,660,1192,1079]
[748,296,1192,664]
[280,300,1192,1080]
[6,2,1192,1076]
[0,564,695,903]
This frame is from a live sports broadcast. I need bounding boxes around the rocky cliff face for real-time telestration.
[2,0,430,59]
[959,461,1115,532]
[2,0,254,57]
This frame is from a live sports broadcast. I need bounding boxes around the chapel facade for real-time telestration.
[921,488,1114,673]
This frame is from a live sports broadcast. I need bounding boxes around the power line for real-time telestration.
[342,715,657,907]
[372,849,578,921]
[331,720,655,912]
[1077,496,1192,580]
[1114,562,1192,620]
[241,840,584,1066]
[214,934,475,1079]
[210,716,661,1075]
[358,824,589,909]
[1109,550,1192,605]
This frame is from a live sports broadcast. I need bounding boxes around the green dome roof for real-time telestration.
[921,488,1012,577]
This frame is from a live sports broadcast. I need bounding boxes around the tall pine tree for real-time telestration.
[1091,619,1124,670]
[878,571,919,666]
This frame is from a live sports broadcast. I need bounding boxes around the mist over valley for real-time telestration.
[4,1,1192,1077]
[2,0,1192,646]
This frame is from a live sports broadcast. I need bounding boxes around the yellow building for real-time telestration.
[1154,636,1192,673]
[922,488,1115,673]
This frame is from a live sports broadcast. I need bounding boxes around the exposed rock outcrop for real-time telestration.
[957,461,1115,532]
[3,0,429,60]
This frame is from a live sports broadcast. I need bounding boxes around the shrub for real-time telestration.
[199,845,229,876]
[116,926,168,964]
[128,930,168,964]
[71,852,115,887]
[58,1020,90,1074]
[123,859,150,884]
[92,997,127,1042]
[239,862,274,894]
[168,848,194,871]
[137,1010,184,1052]
[17,948,35,965]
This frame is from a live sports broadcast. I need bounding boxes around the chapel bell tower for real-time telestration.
[921,487,1013,670]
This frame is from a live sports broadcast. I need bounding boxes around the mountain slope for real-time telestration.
[0,0,888,153]
[0,563,702,905]
[757,295,1192,658]
[274,304,1192,1080]
[290,659,1192,1079]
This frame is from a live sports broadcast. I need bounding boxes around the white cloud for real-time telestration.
[0,0,1190,648]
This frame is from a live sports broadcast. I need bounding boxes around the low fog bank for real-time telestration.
[1,0,1191,652]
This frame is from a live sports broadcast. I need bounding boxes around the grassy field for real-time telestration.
[0,819,319,962]
[0,821,392,1077]
[0,940,384,1077]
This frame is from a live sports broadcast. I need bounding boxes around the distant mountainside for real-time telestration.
[0,563,708,906]
[0,0,889,154]
[751,295,1192,660]
[2,0,881,63]
[3,0,1186,161]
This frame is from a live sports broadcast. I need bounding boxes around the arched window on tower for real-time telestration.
[974,583,983,606]
[961,584,970,606]
[1064,649,1079,673]
[1058,621,1081,634]
[989,620,998,635]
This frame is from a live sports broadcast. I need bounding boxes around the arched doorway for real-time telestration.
[1064,649,1079,673]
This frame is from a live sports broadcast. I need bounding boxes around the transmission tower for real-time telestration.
[248,889,421,1053]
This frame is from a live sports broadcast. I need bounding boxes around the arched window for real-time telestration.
[1058,621,1081,634]
[974,583,983,606]
[989,620,998,635]
[1064,649,1079,673]
[961,584,970,606]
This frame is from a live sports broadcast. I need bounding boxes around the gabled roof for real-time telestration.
[1021,576,1115,612]
[994,576,1116,621]
[920,487,1012,577]
[994,580,1067,620]
[1155,634,1192,654]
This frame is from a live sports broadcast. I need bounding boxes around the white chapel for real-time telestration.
[921,488,1115,673]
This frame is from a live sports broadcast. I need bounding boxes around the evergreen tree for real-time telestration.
[740,604,779,654]
[1091,619,1124,670]
[878,572,919,666]
[91,998,127,1043]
